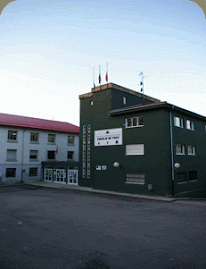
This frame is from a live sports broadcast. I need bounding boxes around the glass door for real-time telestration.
[54,169,66,184]
[44,169,52,182]
[67,170,78,185]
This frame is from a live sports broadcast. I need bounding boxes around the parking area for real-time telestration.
[0,185,206,269]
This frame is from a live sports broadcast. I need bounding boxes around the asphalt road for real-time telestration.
[0,185,205,269]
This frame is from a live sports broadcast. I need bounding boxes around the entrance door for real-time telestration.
[54,169,66,184]
[68,170,78,185]
[44,169,52,182]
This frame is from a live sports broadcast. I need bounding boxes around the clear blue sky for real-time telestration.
[1,0,205,126]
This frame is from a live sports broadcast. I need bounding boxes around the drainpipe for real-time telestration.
[170,107,175,197]
[21,130,25,183]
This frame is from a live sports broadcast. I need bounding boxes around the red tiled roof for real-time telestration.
[0,113,79,134]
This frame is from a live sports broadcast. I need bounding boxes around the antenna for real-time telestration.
[93,67,95,88]
[139,72,148,94]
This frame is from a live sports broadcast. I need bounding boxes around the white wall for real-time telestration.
[0,126,79,182]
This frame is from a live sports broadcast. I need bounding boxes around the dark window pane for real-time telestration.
[189,171,197,181]
[176,172,187,183]
[48,151,55,160]
[6,168,16,177]
[29,168,38,176]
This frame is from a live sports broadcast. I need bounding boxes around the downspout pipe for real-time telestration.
[21,129,25,183]
[170,106,175,197]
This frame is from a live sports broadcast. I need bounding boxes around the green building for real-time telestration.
[79,83,206,197]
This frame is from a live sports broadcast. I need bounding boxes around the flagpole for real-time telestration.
[99,65,101,90]
[106,63,108,88]
[93,67,95,89]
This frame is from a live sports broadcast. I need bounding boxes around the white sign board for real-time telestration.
[94,128,122,146]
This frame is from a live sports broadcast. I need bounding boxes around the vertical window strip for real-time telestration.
[87,125,91,178]
[82,125,86,178]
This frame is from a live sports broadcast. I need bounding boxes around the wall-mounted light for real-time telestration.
[113,162,120,168]
[174,163,180,169]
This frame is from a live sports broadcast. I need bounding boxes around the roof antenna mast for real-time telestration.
[139,72,148,94]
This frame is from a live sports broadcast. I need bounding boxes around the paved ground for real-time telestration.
[0,185,205,269]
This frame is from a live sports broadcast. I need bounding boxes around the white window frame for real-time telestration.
[30,150,38,161]
[188,145,196,155]
[126,144,144,155]
[6,149,17,162]
[48,134,55,143]
[174,116,184,128]
[68,135,75,145]
[123,97,127,105]
[8,130,18,142]
[125,117,143,128]
[186,120,194,130]
[30,132,39,143]
[176,144,185,155]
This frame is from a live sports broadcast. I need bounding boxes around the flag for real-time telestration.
[99,73,101,84]
[105,72,108,83]
[56,146,58,154]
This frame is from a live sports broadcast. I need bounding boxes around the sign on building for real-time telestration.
[94,128,122,146]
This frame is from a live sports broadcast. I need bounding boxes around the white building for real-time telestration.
[0,113,79,184]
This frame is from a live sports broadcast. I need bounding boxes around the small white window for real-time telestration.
[30,132,39,143]
[8,130,18,141]
[176,144,185,155]
[188,145,196,155]
[174,117,184,128]
[90,100,94,105]
[48,134,55,143]
[125,117,143,128]
[30,150,38,160]
[123,97,127,105]
[126,144,144,155]
[186,120,194,130]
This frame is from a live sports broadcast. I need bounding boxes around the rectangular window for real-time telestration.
[30,150,38,160]
[126,144,144,155]
[47,151,55,160]
[6,168,16,178]
[67,151,74,160]
[30,132,39,142]
[176,172,187,184]
[123,97,127,104]
[68,135,74,145]
[8,130,17,141]
[174,116,184,128]
[176,144,185,155]
[48,134,55,143]
[188,171,197,181]
[186,120,194,130]
[7,149,17,161]
[188,145,196,155]
[29,167,38,177]
[126,173,145,185]
[125,117,143,128]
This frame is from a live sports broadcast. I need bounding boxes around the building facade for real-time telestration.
[0,113,79,184]
[79,83,206,197]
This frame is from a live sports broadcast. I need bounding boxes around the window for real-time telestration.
[29,167,38,177]
[186,120,194,130]
[68,135,74,145]
[126,144,144,155]
[48,134,55,143]
[30,132,39,143]
[8,130,17,141]
[188,171,197,181]
[176,172,187,184]
[188,145,196,155]
[90,100,94,105]
[174,117,184,128]
[30,150,38,160]
[7,149,17,161]
[67,151,74,160]
[123,97,127,105]
[47,151,55,160]
[176,144,185,155]
[6,168,16,178]
[126,173,145,185]
[125,117,143,128]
